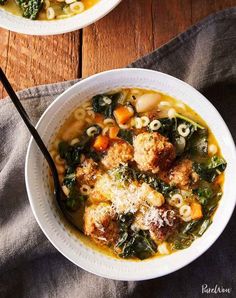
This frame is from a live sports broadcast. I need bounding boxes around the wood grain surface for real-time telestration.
[1,0,236,98]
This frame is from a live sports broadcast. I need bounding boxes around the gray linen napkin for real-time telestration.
[1,7,236,298]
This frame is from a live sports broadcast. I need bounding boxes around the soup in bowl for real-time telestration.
[25,69,236,280]
[0,0,121,35]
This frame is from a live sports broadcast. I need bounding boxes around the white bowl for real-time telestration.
[25,68,236,280]
[0,0,121,35]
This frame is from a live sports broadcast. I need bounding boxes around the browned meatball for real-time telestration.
[84,203,118,246]
[146,205,179,243]
[169,159,199,190]
[76,158,101,187]
[101,140,133,169]
[133,132,175,173]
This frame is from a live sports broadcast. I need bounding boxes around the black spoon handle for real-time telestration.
[0,67,61,200]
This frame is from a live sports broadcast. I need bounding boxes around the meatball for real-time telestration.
[146,205,179,243]
[101,140,133,169]
[76,158,101,187]
[84,203,118,246]
[133,132,175,173]
[169,159,199,189]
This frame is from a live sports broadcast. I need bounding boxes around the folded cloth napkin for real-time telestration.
[0,7,236,298]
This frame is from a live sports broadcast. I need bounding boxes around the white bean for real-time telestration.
[168,108,176,119]
[46,7,55,20]
[208,144,218,155]
[158,242,170,255]
[135,93,161,113]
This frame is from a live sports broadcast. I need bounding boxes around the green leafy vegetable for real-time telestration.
[16,0,43,19]
[187,128,208,156]
[156,117,207,157]
[117,214,157,260]
[65,187,86,212]
[176,113,205,130]
[92,93,120,118]
[58,125,102,166]
[169,217,212,250]
[193,156,227,182]
[111,164,172,195]
[58,141,82,166]
[117,129,134,145]
[196,187,213,205]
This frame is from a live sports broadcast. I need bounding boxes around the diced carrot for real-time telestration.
[93,135,109,151]
[109,126,120,139]
[191,202,203,220]
[94,113,104,125]
[114,106,134,124]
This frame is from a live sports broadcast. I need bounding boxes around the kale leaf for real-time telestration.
[117,214,157,260]
[111,164,172,195]
[16,0,43,20]
[169,218,212,250]
[193,156,227,182]
[195,187,213,205]
[58,125,102,166]
[187,128,208,156]
[65,187,86,212]
[155,117,207,157]
[92,93,120,118]
[117,129,134,145]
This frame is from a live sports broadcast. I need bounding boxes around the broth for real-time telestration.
[49,88,226,260]
[1,0,99,21]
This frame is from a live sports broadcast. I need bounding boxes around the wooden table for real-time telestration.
[1,0,236,98]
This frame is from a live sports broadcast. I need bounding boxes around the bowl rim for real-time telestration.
[25,68,236,280]
[0,0,122,35]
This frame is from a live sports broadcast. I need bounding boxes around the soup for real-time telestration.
[50,88,226,260]
[0,0,99,20]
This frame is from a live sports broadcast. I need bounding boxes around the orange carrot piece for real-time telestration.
[114,106,133,124]
[191,202,203,220]
[93,135,109,151]
[109,126,120,139]
[94,113,104,124]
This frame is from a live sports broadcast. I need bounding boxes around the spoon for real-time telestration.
[0,68,83,232]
